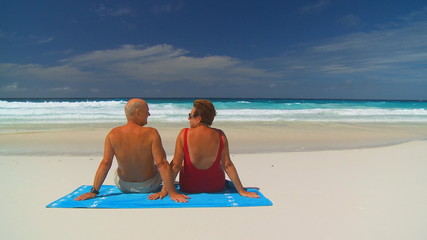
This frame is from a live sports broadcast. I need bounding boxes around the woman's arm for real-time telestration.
[220,131,260,198]
[148,129,187,200]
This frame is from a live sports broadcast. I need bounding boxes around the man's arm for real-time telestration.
[75,134,114,200]
[150,129,189,203]
[220,132,260,198]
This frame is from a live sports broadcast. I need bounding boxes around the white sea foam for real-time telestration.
[1,100,427,128]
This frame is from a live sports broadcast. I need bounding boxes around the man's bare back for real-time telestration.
[109,125,158,182]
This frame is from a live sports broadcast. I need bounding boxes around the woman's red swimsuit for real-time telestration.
[179,128,225,193]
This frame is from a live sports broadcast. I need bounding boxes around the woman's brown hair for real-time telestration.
[193,99,216,126]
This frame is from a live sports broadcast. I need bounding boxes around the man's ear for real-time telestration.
[134,108,141,116]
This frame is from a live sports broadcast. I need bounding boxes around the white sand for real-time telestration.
[1,140,427,240]
[2,121,427,155]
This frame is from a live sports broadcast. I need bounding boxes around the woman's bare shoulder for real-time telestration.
[211,127,225,135]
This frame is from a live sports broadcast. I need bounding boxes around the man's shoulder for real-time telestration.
[107,126,120,134]
[108,124,159,135]
[108,125,126,134]
[141,126,158,133]
[138,127,161,139]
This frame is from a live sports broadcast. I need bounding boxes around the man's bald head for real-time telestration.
[125,98,148,120]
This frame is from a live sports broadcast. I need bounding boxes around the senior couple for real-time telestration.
[75,98,259,203]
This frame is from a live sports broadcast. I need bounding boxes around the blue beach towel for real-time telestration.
[46,182,272,209]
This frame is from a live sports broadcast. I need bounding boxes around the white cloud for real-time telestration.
[1,44,276,90]
[50,87,72,92]
[338,14,361,28]
[95,4,134,17]
[38,37,55,44]
[0,30,7,38]
[0,82,28,92]
[2,82,18,90]
[60,44,275,83]
[0,63,94,82]
[151,3,182,14]
[300,0,330,14]
[274,16,427,78]
[62,44,186,65]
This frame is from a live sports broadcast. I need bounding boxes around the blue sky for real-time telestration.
[1,0,427,99]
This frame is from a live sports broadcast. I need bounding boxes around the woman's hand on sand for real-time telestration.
[169,192,191,203]
[239,190,260,198]
[74,192,97,201]
[148,191,190,203]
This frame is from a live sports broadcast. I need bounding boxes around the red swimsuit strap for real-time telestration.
[216,131,224,162]
[183,128,190,161]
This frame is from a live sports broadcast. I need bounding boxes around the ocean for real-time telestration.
[1,98,427,133]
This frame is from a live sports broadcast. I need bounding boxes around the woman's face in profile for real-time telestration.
[189,108,199,128]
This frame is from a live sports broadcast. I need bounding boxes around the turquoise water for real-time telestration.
[1,98,427,128]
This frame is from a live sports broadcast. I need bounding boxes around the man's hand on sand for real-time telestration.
[74,192,97,201]
[148,191,168,200]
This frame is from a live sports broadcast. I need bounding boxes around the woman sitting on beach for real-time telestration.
[149,99,259,199]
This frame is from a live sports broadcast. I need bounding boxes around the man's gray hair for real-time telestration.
[125,100,144,119]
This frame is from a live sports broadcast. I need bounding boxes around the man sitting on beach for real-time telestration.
[75,98,189,203]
